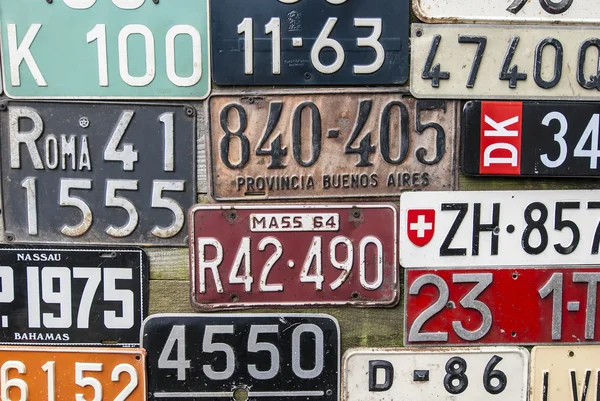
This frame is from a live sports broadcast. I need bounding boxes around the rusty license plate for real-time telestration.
[209,92,457,200]
[0,347,146,401]
[189,204,398,309]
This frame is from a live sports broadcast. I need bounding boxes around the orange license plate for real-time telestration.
[0,347,146,401]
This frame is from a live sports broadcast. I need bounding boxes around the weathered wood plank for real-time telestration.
[148,278,403,352]
[147,248,189,280]
[146,194,209,281]
[459,174,600,191]
[195,101,209,194]
[147,173,600,351]
[149,280,194,314]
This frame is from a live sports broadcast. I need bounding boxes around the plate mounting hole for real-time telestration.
[230,294,239,302]
[233,387,249,401]
[569,351,575,357]
[351,291,360,299]
[511,332,517,337]
[100,252,117,258]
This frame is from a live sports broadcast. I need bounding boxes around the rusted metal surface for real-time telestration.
[208,92,458,201]
[189,204,398,310]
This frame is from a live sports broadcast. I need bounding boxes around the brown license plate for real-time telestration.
[189,204,398,309]
[209,92,458,200]
[0,347,146,401]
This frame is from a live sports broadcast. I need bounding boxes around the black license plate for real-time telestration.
[0,246,148,346]
[142,314,340,401]
[210,0,408,86]
[462,100,600,177]
[0,101,196,245]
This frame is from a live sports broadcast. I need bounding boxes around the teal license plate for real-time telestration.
[0,0,210,99]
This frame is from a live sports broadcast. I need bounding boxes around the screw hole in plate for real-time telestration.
[233,387,249,401]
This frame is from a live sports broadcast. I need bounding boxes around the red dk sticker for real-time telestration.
[407,209,435,247]
[480,101,523,175]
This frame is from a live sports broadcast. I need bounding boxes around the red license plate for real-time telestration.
[189,204,398,309]
[405,267,600,345]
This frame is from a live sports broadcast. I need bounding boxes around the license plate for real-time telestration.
[462,101,600,177]
[414,0,599,24]
[0,0,210,99]
[189,204,398,309]
[0,246,147,346]
[210,0,408,86]
[0,101,195,245]
[0,347,146,401]
[410,24,600,100]
[342,347,528,401]
[209,92,457,200]
[142,314,340,401]
[405,267,600,345]
[400,190,600,268]
[531,345,600,401]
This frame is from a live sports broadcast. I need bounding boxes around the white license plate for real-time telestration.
[414,0,600,24]
[343,347,529,401]
[531,346,600,401]
[400,190,600,268]
[410,24,600,100]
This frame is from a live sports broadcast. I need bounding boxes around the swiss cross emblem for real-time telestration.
[407,209,435,247]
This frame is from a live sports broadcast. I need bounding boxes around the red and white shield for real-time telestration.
[407,209,435,247]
